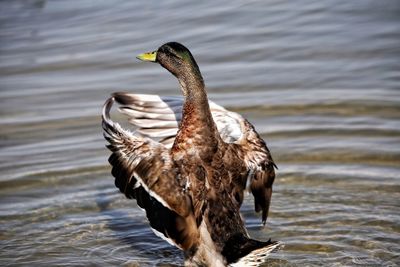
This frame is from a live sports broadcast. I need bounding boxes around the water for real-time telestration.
[1,0,399,266]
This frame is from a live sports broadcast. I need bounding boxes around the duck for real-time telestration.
[102,42,279,266]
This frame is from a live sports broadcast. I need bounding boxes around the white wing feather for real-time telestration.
[113,92,244,148]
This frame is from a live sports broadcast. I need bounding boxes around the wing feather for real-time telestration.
[112,92,243,145]
[240,120,276,224]
[102,97,199,249]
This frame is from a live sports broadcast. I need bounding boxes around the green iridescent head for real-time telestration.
[137,42,201,80]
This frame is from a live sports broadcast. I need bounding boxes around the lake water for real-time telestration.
[1,0,399,266]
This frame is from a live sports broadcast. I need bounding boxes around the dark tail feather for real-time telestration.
[222,234,281,265]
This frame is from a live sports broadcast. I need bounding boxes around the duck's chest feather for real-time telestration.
[171,101,220,162]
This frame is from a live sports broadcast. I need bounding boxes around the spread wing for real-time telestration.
[102,97,198,250]
[112,92,243,148]
[111,92,276,224]
[238,120,276,225]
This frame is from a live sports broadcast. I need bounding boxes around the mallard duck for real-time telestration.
[102,42,279,266]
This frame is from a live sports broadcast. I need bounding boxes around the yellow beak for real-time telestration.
[136,51,157,62]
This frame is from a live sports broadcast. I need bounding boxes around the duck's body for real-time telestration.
[102,42,278,266]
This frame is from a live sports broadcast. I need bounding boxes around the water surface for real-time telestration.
[1,0,399,266]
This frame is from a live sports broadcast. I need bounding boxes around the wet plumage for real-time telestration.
[102,42,279,266]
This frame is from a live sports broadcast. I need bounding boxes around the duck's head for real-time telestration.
[137,42,202,83]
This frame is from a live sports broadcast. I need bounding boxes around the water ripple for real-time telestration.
[1,0,399,266]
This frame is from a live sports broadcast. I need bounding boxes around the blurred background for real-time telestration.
[0,0,399,266]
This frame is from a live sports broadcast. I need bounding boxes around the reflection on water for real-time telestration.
[1,0,399,266]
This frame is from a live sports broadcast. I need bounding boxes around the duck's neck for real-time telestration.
[181,78,208,111]
[175,67,220,150]
[178,62,205,100]
[177,65,210,122]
